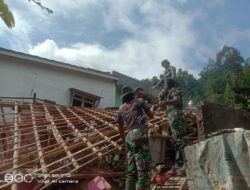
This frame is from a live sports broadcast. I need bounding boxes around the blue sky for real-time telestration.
[1,0,250,79]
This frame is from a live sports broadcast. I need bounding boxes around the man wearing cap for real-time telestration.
[117,86,154,190]
[159,79,187,169]
[151,59,176,100]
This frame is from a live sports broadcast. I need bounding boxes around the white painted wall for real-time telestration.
[0,56,116,108]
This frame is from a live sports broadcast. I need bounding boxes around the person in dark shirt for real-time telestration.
[117,86,154,190]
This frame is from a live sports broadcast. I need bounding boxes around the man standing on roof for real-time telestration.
[117,86,155,190]
[159,79,187,169]
[151,59,176,100]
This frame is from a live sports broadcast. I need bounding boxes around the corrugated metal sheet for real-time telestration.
[185,129,250,190]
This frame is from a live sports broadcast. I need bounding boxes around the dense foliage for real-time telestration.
[142,46,250,110]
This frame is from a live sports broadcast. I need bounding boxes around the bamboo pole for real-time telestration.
[43,104,79,169]
[11,102,19,190]
[0,102,124,190]
[67,107,122,151]
[40,144,119,190]
[74,107,119,132]
[0,100,7,124]
[0,100,7,160]
[30,104,47,175]
[0,134,121,190]
[56,107,103,157]
[0,124,117,165]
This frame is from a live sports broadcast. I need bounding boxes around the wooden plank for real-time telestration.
[43,105,79,169]
[11,102,19,190]
[30,104,47,175]
[0,100,125,190]
[74,107,119,132]
[67,107,122,151]
[179,178,187,190]
[56,107,102,157]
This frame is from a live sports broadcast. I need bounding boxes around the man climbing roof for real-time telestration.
[151,59,176,100]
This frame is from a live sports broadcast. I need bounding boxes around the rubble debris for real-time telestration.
[87,176,111,190]
[152,172,173,185]
[152,177,188,190]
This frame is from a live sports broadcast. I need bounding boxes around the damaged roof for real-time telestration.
[0,98,198,190]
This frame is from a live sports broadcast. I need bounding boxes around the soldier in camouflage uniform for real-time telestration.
[151,59,176,100]
[117,86,154,190]
[159,79,187,168]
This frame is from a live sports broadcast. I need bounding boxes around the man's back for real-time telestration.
[117,99,149,130]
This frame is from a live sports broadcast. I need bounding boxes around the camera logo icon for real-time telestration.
[4,174,33,183]
[4,174,13,183]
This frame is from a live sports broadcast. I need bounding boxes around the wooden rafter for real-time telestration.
[0,98,198,189]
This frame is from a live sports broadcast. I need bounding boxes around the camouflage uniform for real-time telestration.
[157,66,176,100]
[117,99,152,190]
[125,127,151,190]
[164,87,187,166]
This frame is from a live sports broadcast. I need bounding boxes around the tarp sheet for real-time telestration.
[185,129,250,190]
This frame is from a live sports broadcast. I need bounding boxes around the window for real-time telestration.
[72,99,82,107]
[70,88,101,108]
[84,98,94,107]
[72,94,95,107]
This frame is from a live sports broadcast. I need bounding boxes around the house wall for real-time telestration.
[0,56,116,108]
[115,89,122,107]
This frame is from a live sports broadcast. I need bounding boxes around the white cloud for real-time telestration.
[0,9,33,51]
[29,24,200,80]
[28,0,209,79]
[3,0,212,79]
[1,0,55,51]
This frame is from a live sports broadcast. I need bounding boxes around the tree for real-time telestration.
[141,76,160,87]
[28,0,53,14]
[200,45,249,109]
[232,64,250,109]
[0,0,52,29]
[0,0,15,28]
[141,45,249,109]
[176,69,204,106]
[216,46,244,76]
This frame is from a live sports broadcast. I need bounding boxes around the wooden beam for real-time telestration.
[67,107,122,151]
[30,104,47,175]
[43,105,79,169]
[11,102,19,190]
